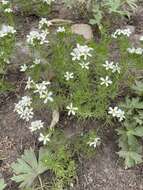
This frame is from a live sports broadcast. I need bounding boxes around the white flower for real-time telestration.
[57,26,65,33]
[64,72,74,81]
[103,61,121,74]
[25,77,34,90]
[34,81,51,97]
[71,44,93,61]
[0,24,16,38]
[14,96,34,121]
[100,76,112,87]
[127,47,135,54]
[108,107,119,117]
[38,133,50,145]
[103,60,114,70]
[20,64,28,72]
[4,8,13,13]
[39,18,52,29]
[127,47,143,55]
[20,107,34,121]
[27,30,49,46]
[14,96,32,111]
[39,31,49,45]
[41,91,54,104]
[87,137,101,148]
[23,96,32,106]
[29,120,44,132]
[66,103,78,116]
[79,62,90,69]
[116,109,125,121]
[108,106,125,121]
[112,28,132,38]
[1,0,9,5]
[136,48,143,55]
[112,63,121,74]
[33,58,41,65]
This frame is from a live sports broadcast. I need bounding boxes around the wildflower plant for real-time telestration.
[63,0,137,30]
[115,81,143,168]
[12,0,55,16]
[16,18,143,124]
[0,0,16,92]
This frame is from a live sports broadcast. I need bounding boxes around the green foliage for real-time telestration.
[12,0,52,16]
[132,81,143,96]
[117,81,143,168]
[63,0,137,29]
[0,80,15,93]
[42,130,76,190]
[11,148,48,188]
[0,179,6,190]
[72,130,99,158]
[0,1,16,92]
[26,27,135,119]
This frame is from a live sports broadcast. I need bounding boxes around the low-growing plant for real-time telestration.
[0,0,16,92]
[11,130,77,190]
[11,148,48,189]
[72,130,101,158]
[17,21,140,124]
[12,0,54,16]
[43,131,76,190]
[117,81,143,168]
[63,0,137,30]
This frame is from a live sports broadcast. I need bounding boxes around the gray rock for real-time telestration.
[11,42,31,66]
[71,24,93,40]
[130,34,143,45]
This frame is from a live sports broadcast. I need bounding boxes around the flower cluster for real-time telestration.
[100,59,121,87]
[27,18,54,46]
[29,117,51,144]
[71,44,93,61]
[103,60,120,74]
[64,44,93,116]
[20,58,41,72]
[0,24,16,38]
[14,96,34,121]
[14,92,51,145]
[112,28,132,38]
[29,120,44,132]
[34,81,53,104]
[24,77,54,104]
[39,18,52,33]
[108,106,125,121]
[27,30,49,46]
[1,0,13,13]
[127,47,143,55]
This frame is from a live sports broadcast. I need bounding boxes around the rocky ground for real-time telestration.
[1,2,143,190]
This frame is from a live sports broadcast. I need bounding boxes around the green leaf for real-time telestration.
[118,150,142,168]
[11,148,48,188]
[132,81,143,96]
[131,127,143,137]
[0,179,6,190]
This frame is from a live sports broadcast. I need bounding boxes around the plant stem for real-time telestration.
[38,176,44,190]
